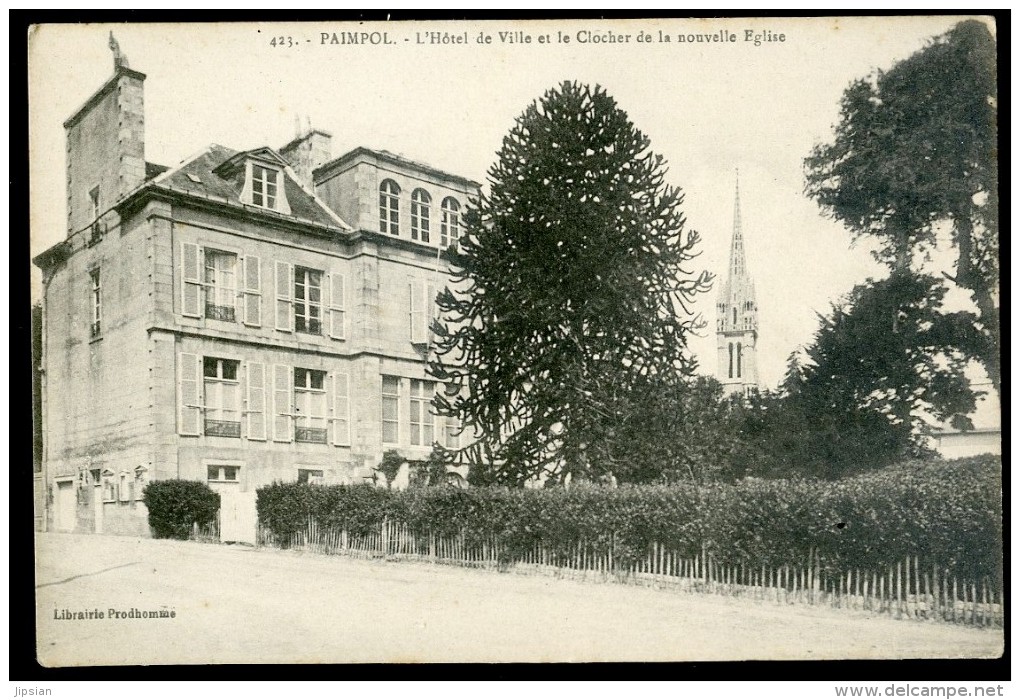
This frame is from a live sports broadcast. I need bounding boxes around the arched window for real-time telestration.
[728,343,734,379]
[410,189,431,242]
[379,180,400,236]
[441,197,460,249]
[736,342,742,378]
[732,307,737,326]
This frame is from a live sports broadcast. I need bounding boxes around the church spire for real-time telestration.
[729,169,747,279]
[717,168,759,396]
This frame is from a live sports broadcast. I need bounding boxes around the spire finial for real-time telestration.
[108,32,129,70]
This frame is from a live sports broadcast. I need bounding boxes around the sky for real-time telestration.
[28,16,983,390]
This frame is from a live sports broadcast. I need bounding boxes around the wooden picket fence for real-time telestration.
[257,518,1004,628]
[190,512,221,543]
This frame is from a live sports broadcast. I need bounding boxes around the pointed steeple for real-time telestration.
[728,169,747,279]
[717,169,759,396]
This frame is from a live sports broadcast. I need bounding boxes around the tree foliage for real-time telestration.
[736,272,980,479]
[431,82,711,486]
[593,375,745,485]
[804,19,999,393]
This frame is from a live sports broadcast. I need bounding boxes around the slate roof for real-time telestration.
[152,144,348,229]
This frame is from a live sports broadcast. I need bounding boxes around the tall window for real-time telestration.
[728,342,734,379]
[89,186,100,222]
[736,343,742,379]
[203,358,241,437]
[409,379,436,446]
[89,268,102,338]
[294,266,323,334]
[443,414,461,450]
[379,180,400,235]
[204,250,237,321]
[382,376,400,444]
[441,197,460,249]
[251,165,280,209]
[294,368,327,443]
[410,189,431,242]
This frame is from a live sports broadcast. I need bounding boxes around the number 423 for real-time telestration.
[270,36,295,47]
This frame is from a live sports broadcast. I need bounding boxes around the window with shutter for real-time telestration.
[203,250,238,322]
[181,242,203,318]
[328,272,346,340]
[246,361,267,441]
[409,280,426,344]
[275,261,294,332]
[273,364,293,442]
[203,357,241,438]
[294,368,327,443]
[332,371,350,446]
[243,255,262,326]
[178,352,202,435]
[294,267,323,335]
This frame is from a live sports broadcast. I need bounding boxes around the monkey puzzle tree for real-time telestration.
[804,19,999,395]
[430,81,712,486]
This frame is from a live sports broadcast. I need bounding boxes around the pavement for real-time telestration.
[34,532,1004,666]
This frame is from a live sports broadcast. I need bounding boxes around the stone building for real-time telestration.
[716,174,759,396]
[34,55,478,535]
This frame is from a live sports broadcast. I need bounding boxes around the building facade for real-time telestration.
[34,58,478,535]
[716,174,759,396]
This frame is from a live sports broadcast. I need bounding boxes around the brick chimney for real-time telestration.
[280,129,333,188]
[63,63,146,237]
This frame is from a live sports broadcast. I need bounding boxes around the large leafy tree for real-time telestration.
[589,375,745,485]
[431,82,712,486]
[737,272,980,479]
[804,20,999,395]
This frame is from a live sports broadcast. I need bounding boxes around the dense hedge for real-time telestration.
[256,456,1001,579]
[143,480,220,539]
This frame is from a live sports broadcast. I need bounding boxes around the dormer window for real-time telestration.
[252,165,278,208]
[242,160,290,214]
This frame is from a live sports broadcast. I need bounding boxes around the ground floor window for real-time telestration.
[297,469,325,485]
[382,375,400,444]
[208,464,240,483]
[409,379,436,446]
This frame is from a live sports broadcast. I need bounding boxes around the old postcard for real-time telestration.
[29,17,1001,666]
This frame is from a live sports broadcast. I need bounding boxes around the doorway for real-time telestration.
[55,479,75,532]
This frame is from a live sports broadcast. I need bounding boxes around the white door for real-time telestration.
[93,485,104,534]
[55,480,75,532]
[219,491,257,544]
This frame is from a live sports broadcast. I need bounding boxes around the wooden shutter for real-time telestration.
[275,261,293,332]
[332,371,350,446]
[246,361,267,441]
[409,280,425,344]
[427,281,437,343]
[272,364,293,442]
[181,242,202,318]
[328,272,346,340]
[178,352,202,435]
[242,255,262,327]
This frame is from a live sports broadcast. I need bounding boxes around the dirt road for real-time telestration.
[35,532,1003,665]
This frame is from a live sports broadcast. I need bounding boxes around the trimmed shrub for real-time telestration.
[143,480,220,540]
[255,456,1001,579]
